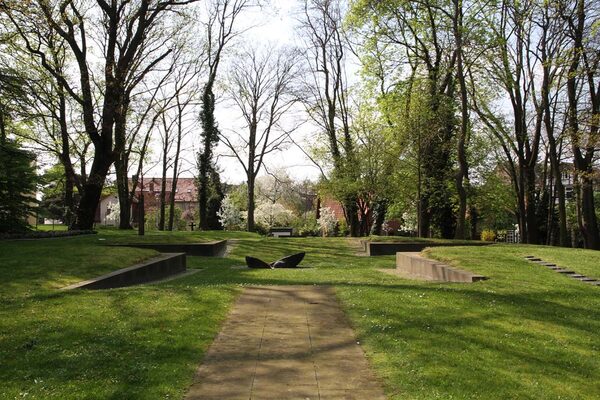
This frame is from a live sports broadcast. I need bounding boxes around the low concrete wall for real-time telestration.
[62,253,186,290]
[109,240,227,257]
[367,241,491,256]
[396,253,486,283]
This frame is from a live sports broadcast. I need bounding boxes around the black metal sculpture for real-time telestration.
[245,252,305,269]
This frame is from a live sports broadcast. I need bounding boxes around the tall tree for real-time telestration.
[452,0,469,239]
[221,45,299,232]
[560,0,600,249]
[2,0,199,229]
[535,1,569,246]
[468,0,546,244]
[301,0,361,236]
[348,0,458,238]
[197,0,248,230]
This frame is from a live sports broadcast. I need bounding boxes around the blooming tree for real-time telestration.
[218,195,244,230]
[254,202,294,228]
[317,207,337,237]
[106,201,120,225]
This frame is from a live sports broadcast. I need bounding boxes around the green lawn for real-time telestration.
[34,224,68,231]
[99,228,260,244]
[1,232,598,399]
[367,234,486,245]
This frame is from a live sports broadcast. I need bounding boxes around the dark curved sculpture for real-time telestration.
[245,256,272,269]
[245,252,306,269]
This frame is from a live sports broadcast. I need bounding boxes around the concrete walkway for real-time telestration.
[185,285,386,400]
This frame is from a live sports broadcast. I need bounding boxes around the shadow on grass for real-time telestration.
[2,235,599,399]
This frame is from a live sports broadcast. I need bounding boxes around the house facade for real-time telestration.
[96,178,198,226]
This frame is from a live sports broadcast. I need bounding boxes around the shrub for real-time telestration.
[255,202,294,228]
[317,207,337,237]
[337,219,349,237]
[291,212,319,237]
[217,194,244,230]
[0,140,38,233]
[253,223,269,236]
[145,208,158,231]
[481,229,496,242]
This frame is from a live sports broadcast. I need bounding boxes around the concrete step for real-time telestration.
[569,274,585,279]
[556,270,575,274]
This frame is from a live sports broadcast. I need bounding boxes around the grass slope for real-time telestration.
[0,233,236,399]
[1,232,598,399]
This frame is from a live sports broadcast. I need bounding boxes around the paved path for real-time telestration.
[185,285,386,400]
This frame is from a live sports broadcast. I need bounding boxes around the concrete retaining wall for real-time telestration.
[109,240,227,256]
[367,241,491,256]
[62,253,186,290]
[396,253,486,283]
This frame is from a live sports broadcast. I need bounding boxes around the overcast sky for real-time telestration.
[142,0,330,185]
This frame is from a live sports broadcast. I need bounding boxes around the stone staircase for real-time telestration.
[524,256,600,286]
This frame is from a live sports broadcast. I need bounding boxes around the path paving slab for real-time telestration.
[185,285,386,400]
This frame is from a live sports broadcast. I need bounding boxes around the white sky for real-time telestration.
[143,0,328,185]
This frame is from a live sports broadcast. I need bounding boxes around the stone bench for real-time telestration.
[395,253,487,283]
[269,227,293,237]
[61,253,186,290]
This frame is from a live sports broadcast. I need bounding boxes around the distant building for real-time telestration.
[96,178,198,225]
[544,163,600,200]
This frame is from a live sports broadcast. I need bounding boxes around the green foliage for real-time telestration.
[337,219,349,237]
[39,163,71,222]
[145,205,187,231]
[473,168,517,231]
[226,183,248,211]
[288,211,320,237]
[0,139,38,232]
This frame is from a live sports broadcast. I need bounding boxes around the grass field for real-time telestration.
[1,230,598,399]
[99,228,259,244]
[367,235,486,244]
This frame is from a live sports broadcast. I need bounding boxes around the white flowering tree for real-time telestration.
[218,194,245,230]
[105,201,120,226]
[255,202,294,228]
[317,206,337,237]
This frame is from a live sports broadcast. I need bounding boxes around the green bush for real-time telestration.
[292,213,319,237]
[253,223,269,236]
[337,219,350,237]
[145,206,188,231]
[0,140,38,233]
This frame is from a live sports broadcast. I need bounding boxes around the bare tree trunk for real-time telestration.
[246,119,257,232]
[115,161,132,229]
[75,151,113,229]
[453,0,469,240]
[159,162,168,231]
[545,104,568,247]
[56,86,78,229]
[247,174,256,232]
[566,0,600,250]
[168,103,184,231]
[370,199,388,235]
[158,112,169,231]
